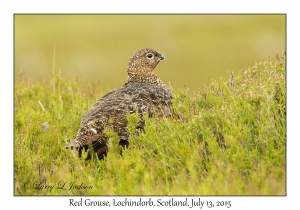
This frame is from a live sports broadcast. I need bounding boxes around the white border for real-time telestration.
[3,0,299,209]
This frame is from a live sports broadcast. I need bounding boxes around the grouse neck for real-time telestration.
[124,72,167,88]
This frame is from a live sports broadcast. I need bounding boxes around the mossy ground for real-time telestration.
[14,52,286,195]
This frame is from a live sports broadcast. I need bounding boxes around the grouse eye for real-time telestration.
[146,53,154,59]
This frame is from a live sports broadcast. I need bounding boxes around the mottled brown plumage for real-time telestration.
[66,48,172,160]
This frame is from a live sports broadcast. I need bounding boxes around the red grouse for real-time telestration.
[66,48,172,160]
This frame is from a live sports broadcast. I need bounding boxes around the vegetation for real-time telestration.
[14,51,286,195]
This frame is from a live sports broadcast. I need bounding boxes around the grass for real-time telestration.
[14,51,286,195]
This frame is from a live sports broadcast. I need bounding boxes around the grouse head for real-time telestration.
[126,48,165,86]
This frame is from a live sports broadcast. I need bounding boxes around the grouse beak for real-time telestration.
[159,54,165,61]
[154,53,165,70]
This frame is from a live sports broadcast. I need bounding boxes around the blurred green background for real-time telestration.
[14,14,285,92]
